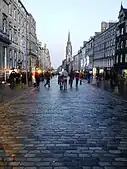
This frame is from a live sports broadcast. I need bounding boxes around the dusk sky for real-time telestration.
[22,0,127,69]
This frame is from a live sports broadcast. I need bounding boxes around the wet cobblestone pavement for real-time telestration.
[0,77,127,169]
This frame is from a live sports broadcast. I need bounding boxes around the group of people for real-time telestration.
[58,70,83,90]
[34,71,51,89]
[9,69,28,89]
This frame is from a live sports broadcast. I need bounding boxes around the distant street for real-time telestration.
[0,77,127,169]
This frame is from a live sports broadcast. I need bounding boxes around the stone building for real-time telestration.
[115,4,127,75]
[8,0,28,71]
[0,0,11,80]
[94,22,116,75]
[27,13,37,72]
[85,37,94,71]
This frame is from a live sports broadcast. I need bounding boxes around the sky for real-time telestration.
[22,0,127,69]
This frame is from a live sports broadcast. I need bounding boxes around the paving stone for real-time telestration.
[115,158,127,161]
[24,167,37,169]
[109,150,121,154]
[1,78,127,168]
[24,154,36,157]
[9,162,20,166]
[99,162,111,166]
[36,162,51,166]
[20,162,35,166]
[26,157,41,161]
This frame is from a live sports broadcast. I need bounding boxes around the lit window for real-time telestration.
[120,54,123,63]
[125,54,127,62]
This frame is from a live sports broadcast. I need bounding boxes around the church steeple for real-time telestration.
[66,31,72,63]
[68,31,71,43]
[121,1,123,10]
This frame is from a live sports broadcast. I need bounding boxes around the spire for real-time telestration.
[68,31,70,42]
[121,1,123,10]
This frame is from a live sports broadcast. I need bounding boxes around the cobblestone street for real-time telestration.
[0,77,127,169]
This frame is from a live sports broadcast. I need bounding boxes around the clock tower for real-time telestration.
[66,31,72,63]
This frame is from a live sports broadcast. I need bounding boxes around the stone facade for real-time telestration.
[0,0,11,80]
[38,43,51,71]
[115,4,127,75]
[8,0,28,71]
[94,23,116,71]
[27,13,37,71]
[0,0,47,81]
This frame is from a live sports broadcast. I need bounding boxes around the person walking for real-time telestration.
[35,71,40,89]
[62,69,68,90]
[75,71,79,87]
[44,71,51,88]
[79,71,83,85]
[69,70,74,88]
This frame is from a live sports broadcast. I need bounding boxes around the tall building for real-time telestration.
[65,31,72,72]
[115,4,127,75]
[27,13,37,72]
[0,0,11,80]
[101,21,116,32]
[66,31,72,63]
[8,0,28,71]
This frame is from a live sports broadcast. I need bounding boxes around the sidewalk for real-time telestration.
[84,79,127,102]
[0,84,34,106]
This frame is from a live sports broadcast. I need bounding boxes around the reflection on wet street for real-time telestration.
[0,77,127,169]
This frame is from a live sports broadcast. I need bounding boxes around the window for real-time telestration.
[121,41,123,49]
[9,3,12,16]
[121,28,124,35]
[116,55,118,63]
[14,51,17,68]
[9,23,12,40]
[117,30,119,37]
[2,14,7,33]
[18,12,20,23]
[126,40,127,47]
[14,8,16,20]
[125,54,127,62]
[113,49,115,56]
[9,50,12,69]
[120,54,123,63]
[126,25,127,33]
[117,43,119,50]
[14,28,17,43]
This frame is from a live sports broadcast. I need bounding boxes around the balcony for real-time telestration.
[0,29,11,44]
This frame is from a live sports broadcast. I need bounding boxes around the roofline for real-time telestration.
[18,0,29,15]
[95,22,117,39]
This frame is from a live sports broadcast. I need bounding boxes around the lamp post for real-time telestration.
[4,47,7,82]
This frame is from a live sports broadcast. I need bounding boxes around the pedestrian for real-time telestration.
[69,70,74,88]
[44,71,51,88]
[88,72,91,84]
[35,71,40,89]
[79,71,83,85]
[62,69,68,90]
[75,71,79,87]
